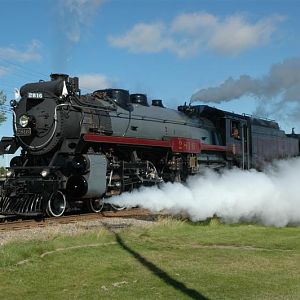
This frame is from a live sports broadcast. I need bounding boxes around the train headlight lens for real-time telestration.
[19,115,29,127]
[41,169,49,178]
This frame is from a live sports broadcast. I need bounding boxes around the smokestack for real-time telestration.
[50,73,69,82]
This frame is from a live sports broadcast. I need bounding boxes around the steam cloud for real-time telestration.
[107,158,300,227]
[59,0,104,43]
[191,57,300,108]
[79,73,113,91]
[52,0,104,70]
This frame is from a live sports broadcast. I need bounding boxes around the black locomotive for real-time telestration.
[0,74,298,217]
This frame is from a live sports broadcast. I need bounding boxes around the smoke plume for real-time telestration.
[107,158,300,227]
[58,0,104,43]
[52,0,104,71]
[191,57,300,107]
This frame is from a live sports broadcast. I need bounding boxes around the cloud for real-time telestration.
[79,73,114,91]
[109,23,172,53]
[108,12,284,57]
[0,40,41,63]
[0,66,10,77]
[206,15,283,55]
[59,0,104,43]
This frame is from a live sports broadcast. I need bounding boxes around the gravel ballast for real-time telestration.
[0,217,156,246]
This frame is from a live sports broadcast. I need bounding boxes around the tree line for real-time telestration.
[0,91,7,170]
[0,166,7,177]
[0,90,6,125]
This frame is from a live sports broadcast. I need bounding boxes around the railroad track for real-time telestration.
[0,208,160,232]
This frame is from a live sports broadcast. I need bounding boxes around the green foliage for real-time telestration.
[0,166,7,176]
[0,220,299,299]
[0,90,7,125]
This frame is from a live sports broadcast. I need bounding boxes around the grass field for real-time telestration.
[0,218,300,299]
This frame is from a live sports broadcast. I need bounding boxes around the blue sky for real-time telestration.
[1,0,300,166]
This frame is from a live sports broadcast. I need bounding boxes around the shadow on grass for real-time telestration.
[102,223,208,300]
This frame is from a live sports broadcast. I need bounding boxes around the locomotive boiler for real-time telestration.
[0,74,298,217]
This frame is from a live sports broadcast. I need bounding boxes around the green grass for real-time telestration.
[0,218,300,299]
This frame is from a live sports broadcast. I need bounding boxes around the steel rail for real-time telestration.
[0,208,161,232]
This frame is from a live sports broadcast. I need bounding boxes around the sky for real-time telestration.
[0,0,300,165]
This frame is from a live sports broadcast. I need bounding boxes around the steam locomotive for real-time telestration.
[0,74,298,217]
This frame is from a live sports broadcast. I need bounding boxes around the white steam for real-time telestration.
[107,158,300,227]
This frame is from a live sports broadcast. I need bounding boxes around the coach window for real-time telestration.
[231,121,240,139]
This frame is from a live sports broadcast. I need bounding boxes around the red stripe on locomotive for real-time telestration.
[83,134,202,153]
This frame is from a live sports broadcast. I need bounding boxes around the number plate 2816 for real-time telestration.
[16,128,31,136]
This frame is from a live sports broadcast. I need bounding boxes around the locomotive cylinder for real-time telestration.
[67,154,107,198]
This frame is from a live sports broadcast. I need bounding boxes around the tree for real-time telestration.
[0,90,7,125]
[0,166,6,177]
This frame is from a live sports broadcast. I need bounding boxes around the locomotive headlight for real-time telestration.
[19,114,29,128]
[41,169,50,178]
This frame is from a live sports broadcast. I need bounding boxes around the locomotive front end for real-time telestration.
[0,74,83,217]
[13,73,80,155]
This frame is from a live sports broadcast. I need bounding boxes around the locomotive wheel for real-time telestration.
[88,198,104,213]
[46,191,66,217]
[110,203,126,211]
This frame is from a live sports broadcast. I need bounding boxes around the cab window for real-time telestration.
[231,120,240,139]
